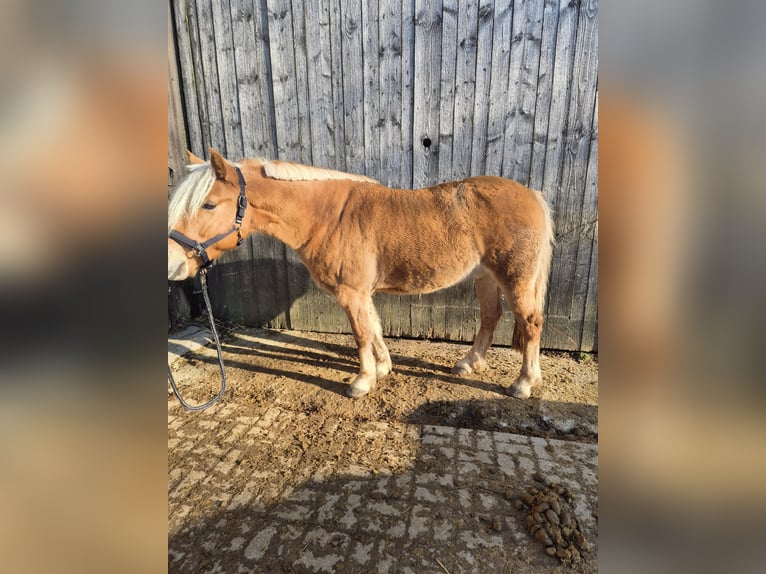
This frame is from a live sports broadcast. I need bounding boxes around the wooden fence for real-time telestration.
[168,0,598,351]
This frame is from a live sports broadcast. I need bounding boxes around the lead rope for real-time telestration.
[168,272,227,411]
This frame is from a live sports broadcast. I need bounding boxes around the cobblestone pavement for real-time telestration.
[169,402,598,573]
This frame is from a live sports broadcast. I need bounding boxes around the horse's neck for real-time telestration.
[244,169,335,251]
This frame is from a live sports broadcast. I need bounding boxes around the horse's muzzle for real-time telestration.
[168,247,190,280]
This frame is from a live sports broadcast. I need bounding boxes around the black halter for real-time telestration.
[169,166,248,274]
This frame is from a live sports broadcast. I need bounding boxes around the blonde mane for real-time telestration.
[168,163,215,232]
[169,158,377,233]
[263,160,377,183]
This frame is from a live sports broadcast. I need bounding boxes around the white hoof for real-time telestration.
[375,361,392,380]
[507,376,541,399]
[452,360,473,376]
[347,375,376,398]
[452,356,486,376]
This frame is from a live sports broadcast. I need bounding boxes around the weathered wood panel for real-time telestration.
[169,1,192,329]
[542,0,598,349]
[169,0,599,351]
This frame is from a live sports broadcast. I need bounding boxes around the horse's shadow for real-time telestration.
[189,328,508,397]
[169,251,313,330]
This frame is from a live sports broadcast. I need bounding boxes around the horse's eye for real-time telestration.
[202,203,216,211]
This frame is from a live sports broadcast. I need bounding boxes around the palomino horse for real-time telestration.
[168,149,554,399]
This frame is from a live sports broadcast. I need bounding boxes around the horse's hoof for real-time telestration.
[452,361,473,376]
[507,384,531,399]
[347,376,375,398]
[346,386,369,398]
[375,362,392,380]
[507,377,541,399]
[452,356,485,376]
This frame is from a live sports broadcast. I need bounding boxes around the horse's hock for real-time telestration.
[168,327,598,573]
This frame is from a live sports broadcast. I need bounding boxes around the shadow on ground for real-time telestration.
[168,418,598,574]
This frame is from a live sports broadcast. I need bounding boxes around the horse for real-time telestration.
[168,148,554,399]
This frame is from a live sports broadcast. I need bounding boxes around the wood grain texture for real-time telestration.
[484,0,513,177]
[341,0,366,175]
[543,0,598,348]
[412,0,443,189]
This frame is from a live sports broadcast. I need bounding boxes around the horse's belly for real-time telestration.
[377,256,480,294]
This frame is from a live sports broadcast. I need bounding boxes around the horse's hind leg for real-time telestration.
[369,303,392,379]
[336,287,379,398]
[501,282,544,399]
[453,267,503,375]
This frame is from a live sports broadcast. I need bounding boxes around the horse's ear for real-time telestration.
[187,149,205,165]
[209,148,230,181]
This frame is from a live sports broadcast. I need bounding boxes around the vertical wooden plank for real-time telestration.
[327,0,347,170]
[469,0,494,176]
[184,0,213,153]
[340,0,366,175]
[544,0,598,349]
[266,0,302,160]
[231,0,276,158]
[379,0,403,187]
[169,1,188,187]
[305,0,339,168]
[400,0,415,189]
[562,0,598,346]
[290,0,313,164]
[538,0,578,200]
[576,88,598,351]
[581,224,598,351]
[528,0,561,191]
[172,0,204,155]
[169,1,192,329]
[483,0,512,177]
[361,0,382,179]
[502,0,545,186]
[437,0,458,185]
[450,0,479,180]
[412,0,443,189]
[211,0,244,157]
[193,0,227,151]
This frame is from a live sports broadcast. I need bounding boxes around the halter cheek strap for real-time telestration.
[169,166,249,274]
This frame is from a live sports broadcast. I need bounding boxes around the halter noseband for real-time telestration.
[169,165,248,274]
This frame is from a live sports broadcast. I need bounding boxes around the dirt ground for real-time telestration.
[168,327,598,573]
[173,327,598,441]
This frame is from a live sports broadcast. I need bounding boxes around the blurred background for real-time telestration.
[0,0,167,572]
[600,0,766,572]
[0,0,764,572]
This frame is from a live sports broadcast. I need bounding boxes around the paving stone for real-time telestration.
[169,403,598,573]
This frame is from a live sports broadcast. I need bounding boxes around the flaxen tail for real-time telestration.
[512,189,554,351]
[531,189,554,313]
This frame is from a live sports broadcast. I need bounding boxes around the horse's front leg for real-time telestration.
[336,287,378,398]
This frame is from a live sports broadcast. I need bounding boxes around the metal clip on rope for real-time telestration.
[167,272,227,411]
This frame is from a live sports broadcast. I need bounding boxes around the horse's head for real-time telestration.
[168,148,249,280]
